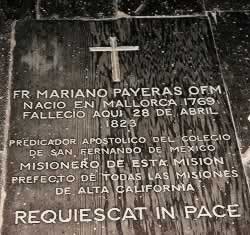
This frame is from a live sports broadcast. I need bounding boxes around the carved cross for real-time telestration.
[90,37,139,82]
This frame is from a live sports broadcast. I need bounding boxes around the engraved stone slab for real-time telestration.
[1,18,250,235]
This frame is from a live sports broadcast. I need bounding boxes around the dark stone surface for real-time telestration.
[210,12,250,151]
[40,0,115,18]
[205,0,250,11]
[0,0,115,19]
[0,0,36,19]
[1,0,250,19]
[118,0,205,16]
[209,12,250,184]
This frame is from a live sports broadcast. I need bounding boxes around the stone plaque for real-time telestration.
[1,18,250,235]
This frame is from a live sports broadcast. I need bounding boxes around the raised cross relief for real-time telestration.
[90,37,139,82]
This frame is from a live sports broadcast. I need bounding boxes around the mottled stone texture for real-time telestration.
[0,13,11,207]
[210,12,250,151]
[206,0,250,11]
[118,0,205,15]
[210,12,250,183]
[0,0,115,19]
[40,0,115,18]
[1,1,250,19]
[0,0,36,19]
[118,0,250,14]
[0,14,11,151]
